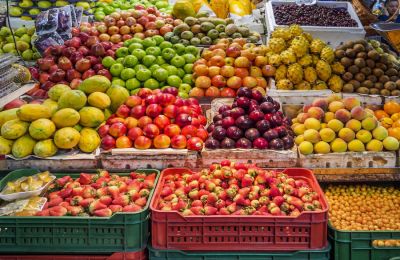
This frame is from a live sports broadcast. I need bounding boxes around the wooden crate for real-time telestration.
[100,148,199,170]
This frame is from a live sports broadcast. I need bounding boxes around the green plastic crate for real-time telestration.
[148,244,331,260]
[329,223,400,260]
[0,168,160,253]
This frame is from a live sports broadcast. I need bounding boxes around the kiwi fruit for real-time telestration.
[376,63,387,71]
[342,72,353,81]
[384,81,397,91]
[374,82,383,89]
[361,67,372,76]
[357,87,370,94]
[348,65,359,74]
[349,80,361,88]
[341,57,353,67]
[356,52,367,59]
[355,73,366,82]
[379,55,389,64]
[354,39,368,46]
[354,58,366,68]
[386,68,398,76]
[361,80,374,88]
[380,89,391,96]
[354,44,366,52]
[367,50,380,61]
[379,75,390,84]
[390,76,398,82]
[365,59,375,69]
[343,41,354,49]
[367,75,378,83]
[396,79,400,88]
[391,90,400,96]
[373,68,384,77]
[370,88,380,95]
[342,83,354,93]
[345,49,356,58]
[335,49,345,59]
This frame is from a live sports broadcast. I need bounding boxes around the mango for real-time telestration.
[1,119,29,139]
[106,85,129,112]
[54,127,80,149]
[52,108,80,128]
[79,75,111,94]
[17,104,51,122]
[0,136,13,154]
[88,92,111,109]
[34,139,58,157]
[0,108,18,127]
[48,84,70,101]
[12,135,36,158]
[58,90,87,110]
[29,119,56,140]
[42,99,58,115]
[79,128,100,153]
[79,107,105,128]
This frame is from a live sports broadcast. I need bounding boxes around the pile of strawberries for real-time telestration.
[36,171,156,217]
[157,161,322,216]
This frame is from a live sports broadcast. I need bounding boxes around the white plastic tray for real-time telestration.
[0,175,55,201]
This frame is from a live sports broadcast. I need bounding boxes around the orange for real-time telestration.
[379,117,393,128]
[391,113,400,122]
[388,127,400,140]
[374,110,389,120]
[383,101,400,115]
[205,86,220,97]
[393,119,400,128]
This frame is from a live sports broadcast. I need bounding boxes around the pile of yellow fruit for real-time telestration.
[325,184,400,231]
[293,95,400,155]
[3,171,54,194]
[266,25,344,92]
[374,100,400,141]
[0,75,122,158]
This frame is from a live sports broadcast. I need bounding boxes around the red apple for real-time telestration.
[116,104,130,118]
[134,136,152,149]
[127,127,143,141]
[101,135,116,150]
[39,73,50,84]
[171,135,187,149]
[125,117,138,129]
[70,78,82,89]
[138,116,152,128]
[226,45,241,58]
[146,104,162,118]
[109,122,127,137]
[97,69,112,80]
[164,124,181,138]
[58,56,73,71]
[82,69,95,80]
[98,124,110,138]
[187,137,204,151]
[196,128,208,141]
[154,115,170,129]
[220,65,235,78]
[211,75,226,88]
[4,98,26,110]
[66,69,81,82]
[125,96,142,108]
[75,58,91,73]
[49,69,66,83]
[153,134,170,149]
[130,105,146,118]
[143,123,160,138]
[181,125,198,139]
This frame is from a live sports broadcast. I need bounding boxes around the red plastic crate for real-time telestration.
[150,168,329,251]
[0,250,147,260]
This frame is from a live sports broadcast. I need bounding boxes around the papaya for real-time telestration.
[52,108,81,128]
[79,107,105,128]
[0,108,18,127]
[29,118,56,140]
[88,92,111,109]
[48,84,71,101]
[42,99,58,116]
[79,75,111,94]
[58,90,87,110]
[54,127,80,149]
[17,104,51,122]
[0,136,13,154]
[33,139,58,157]
[172,0,196,20]
[1,119,29,139]
[79,128,100,153]
[12,134,36,158]
[106,85,129,112]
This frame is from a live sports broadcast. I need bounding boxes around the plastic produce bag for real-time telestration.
[75,6,83,25]
[69,5,78,27]
[35,8,59,35]
[57,6,72,36]
[229,0,251,16]
[210,0,229,18]
[33,32,64,55]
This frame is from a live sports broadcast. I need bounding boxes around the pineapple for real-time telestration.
[310,39,326,54]
[268,38,286,53]
[313,80,328,90]
[302,32,313,43]
[320,46,335,64]
[287,63,303,84]
[328,75,344,92]
[276,79,294,90]
[289,24,303,37]
[311,55,320,66]
[290,36,309,58]
[298,54,313,67]
[271,27,292,41]
[304,67,318,83]
[296,81,312,90]
[275,65,288,81]
[280,49,296,65]
[331,62,345,75]
[316,60,331,81]
[269,54,282,67]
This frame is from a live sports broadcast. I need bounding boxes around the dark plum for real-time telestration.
[235,115,254,130]
[274,126,288,137]
[230,107,245,119]
[236,87,252,98]
[266,96,274,103]
[213,114,223,123]
[222,116,235,128]
[218,104,231,114]
[256,120,271,133]
[251,89,263,102]
[245,128,260,141]
[221,137,236,149]
[207,123,215,133]
[214,120,223,126]
[236,138,252,149]
[231,101,238,108]
[222,110,232,118]
[264,113,273,122]
[276,111,284,117]
[249,109,264,122]
[263,129,279,141]
[226,126,243,140]
[212,126,226,141]
[270,114,283,127]
[269,138,284,150]
[273,100,281,111]
[205,137,220,149]
[260,102,274,113]
[253,137,269,149]
[236,96,251,109]
[282,135,294,149]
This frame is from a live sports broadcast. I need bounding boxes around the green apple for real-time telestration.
[153,68,168,82]
[19,0,33,8]
[173,43,186,55]
[110,63,124,77]
[129,43,143,53]
[123,55,138,68]
[123,39,135,47]
[102,56,116,68]
[116,57,124,64]
[144,78,159,90]
[142,38,156,48]
[179,83,192,93]
[94,12,105,21]
[120,68,136,80]
[142,55,157,68]
[171,56,186,68]
[156,56,166,65]
[167,75,182,87]
[159,41,173,50]
[126,78,141,90]
[132,49,146,61]
[55,0,68,6]
[185,45,199,56]
[178,91,189,99]
[161,48,176,60]
[112,78,125,87]
[184,64,193,74]
[131,89,141,95]
[182,74,193,84]
[134,64,147,73]
[149,64,161,73]
[103,5,114,14]
[76,1,91,10]
[152,35,164,45]
[136,68,152,81]
[116,47,129,58]
[146,46,161,56]
[177,68,185,78]
[166,65,178,76]
[10,6,23,16]
[28,8,40,15]
[183,54,196,64]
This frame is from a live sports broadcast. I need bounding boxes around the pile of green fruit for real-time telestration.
[0,26,40,61]
[165,15,261,46]
[93,0,171,21]
[102,35,199,98]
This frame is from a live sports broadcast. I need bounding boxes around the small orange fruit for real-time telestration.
[388,127,400,140]
[375,110,389,120]
[383,101,400,115]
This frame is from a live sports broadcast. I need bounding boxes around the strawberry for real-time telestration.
[59,188,73,198]
[109,204,123,213]
[226,188,237,199]
[280,202,290,213]
[250,200,260,208]
[248,191,259,200]
[78,173,92,185]
[198,189,209,198]
[234,162,247,170]
[301,194,313,203]
[304,202,315,211]
[238,187,250,197]
[96,187,109,197]
[72,186,84,196]
[189,206,204,215]
[218,207,230,215]
[227,202,237,213]
[48,191,60,200]
[139,188,150,198]
[66,205,83,216]
[290,208,301,217]
[98,170,110,178]
[206,193,218,205]
[143,173,156,189]
[127,182,141,192]
[42,202,49,210]
[171,199,186,211]
[298,187,310,198]
[79,198,95,208]
[49,206,67,216]
[212,169,223,179]
[191,200,203,207]
[233,194,246,205]
[269,206,281,216]
[112,195,130,206]
[294,179,308,188]
[100,195,113,205]
[88,200,107,214]
[65,181,81,189]
[313,200,322,209]
[204,206,218,215]
[228,178,238,186]
[71,196,83,206]
[255,174,266,184]
[59,201,70,208]
[36,209,50,216]
[134,197,147,207]
[181,209,194,216]
[286,195,304,210]
[215,199,226,209]
[258,205,268,213]
[233,169,246,180]
[273,196,284,207]
[241,174,253,187]
[188,180,199,189]
[82,186,96,198]
[163,194,177,201]
[222,167,233,178]
[269,186,282,197]
[128,190,140,201]
[117,181,128,193]
[188,189,199,200]
[217,190,227,200]
[160,186,173,197]
[245,206,256,215]
[220,160,231,167]
[129,172,139,179]
[204,180,216,191]
[123,204,142,212]
[107,186,120,199]
[56,176,72,187]
[48,197,63,208]
[259,196,270,205]
[94,208,113,217]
